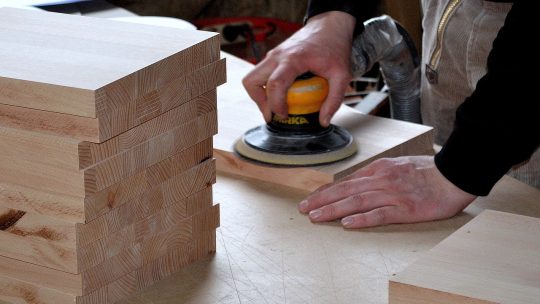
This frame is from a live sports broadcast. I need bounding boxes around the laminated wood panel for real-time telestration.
[0,205,219,302]
[77,166,215,264]
[0,95,217,198]
[77,89,217,169]
[216,53,433,191]
[78,205,219,304]
[0,156,215,274]
[82,139,214,223]
[0,60,225,142]
[389,210,540,304]
[0,7,221,141]
[78,189,212,272]
[0,138,213,224]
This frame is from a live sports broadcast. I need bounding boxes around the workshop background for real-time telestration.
[107,0,422,117]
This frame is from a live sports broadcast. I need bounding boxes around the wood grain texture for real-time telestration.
[0,104,215,224]
[0,207,78,273]
[0,60,224,143]
[78,166,215,270]
[0,7,220,119]
[83,110,217,196]
[0,157,215,274]
[0,205,219,303]
[389,210,540,304]
[78,89,216,169]
[0,275,75,304]
[77,206,219,304]
[0,255,82,296]
[98,58,226,142]
[0,108,216,198]
[215,53,433,191]
[83,138,214,223]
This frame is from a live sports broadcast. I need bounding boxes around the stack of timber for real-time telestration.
[0,7,224,304]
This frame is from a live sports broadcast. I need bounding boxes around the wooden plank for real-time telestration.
[83,110,217,196]
[389,210,540,304]
[0,58,224,143]
[0,205,219,301]
[0,102,215,223]
[215,53,433,191]
[0,182,84,224]
[0,7,220,119]
[0,208,78,273]
[77,166,215,270]
[83,138,214,223]
[77,206,219,304]
[0,159,214,274]
[0,255,82,296]
[0,275,75,304]
[0,108,216,198]
[0,206,75,248]
[78,89,216,169]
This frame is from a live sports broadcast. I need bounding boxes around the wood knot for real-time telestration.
[0,209,26,230]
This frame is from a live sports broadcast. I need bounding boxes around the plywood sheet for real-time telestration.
[215,53,433,191]
[389,210,540,304]
[0,7,220,119]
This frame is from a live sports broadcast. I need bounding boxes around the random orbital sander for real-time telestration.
[234,73,357,166]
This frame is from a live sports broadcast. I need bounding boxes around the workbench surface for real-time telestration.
[111,52,540,304]
[115,173,539,304]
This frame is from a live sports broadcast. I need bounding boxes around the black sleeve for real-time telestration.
[435,1,540,196]
[305,0,380,35]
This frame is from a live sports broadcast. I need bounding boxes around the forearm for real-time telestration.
[305,0,379,34]
[435,1,540,196]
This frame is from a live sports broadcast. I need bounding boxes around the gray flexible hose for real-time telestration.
[351,15,421,123]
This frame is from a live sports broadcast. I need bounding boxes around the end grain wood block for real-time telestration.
[389,210,540,304]
[77,174,215,272]
[78,205,220,304]
[0,205,220,303]
[0,153,215,274]
[80,202,219,294]
[0,7,223,142]
[0,91,217,198]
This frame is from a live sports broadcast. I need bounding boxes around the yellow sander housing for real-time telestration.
[234,73,357,166]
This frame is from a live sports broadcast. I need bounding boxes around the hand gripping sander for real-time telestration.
[234,73,357,166]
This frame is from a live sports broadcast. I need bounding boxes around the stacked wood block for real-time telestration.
[0,7,224,304]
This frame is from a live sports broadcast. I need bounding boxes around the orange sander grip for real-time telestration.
[270,73,329,133]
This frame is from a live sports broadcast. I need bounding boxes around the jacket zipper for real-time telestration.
[425,0,463,84]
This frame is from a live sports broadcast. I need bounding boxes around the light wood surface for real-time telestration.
[79,173,537,304]
[0,138,213,224]
[78,89,216,169]
[82,138,214,223]
[0,58,224,143]
[389,209,540,304]
[0,7,224,143]
[215,53,434,192]
[0,7,219,116]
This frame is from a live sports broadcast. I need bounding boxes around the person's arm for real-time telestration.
[242,0,379,126]
[435,1,540,196]
[305,0,379,36]
[298,2,538,229]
